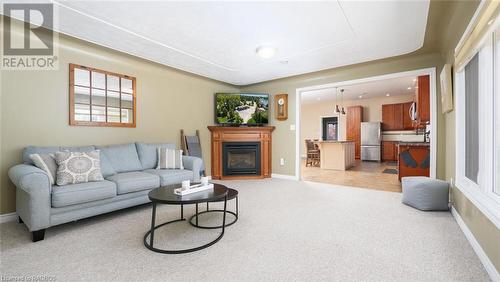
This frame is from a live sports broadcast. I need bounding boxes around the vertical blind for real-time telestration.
[464,53,479,183]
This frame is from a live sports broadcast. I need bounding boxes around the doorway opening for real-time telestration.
[296,68,437,192]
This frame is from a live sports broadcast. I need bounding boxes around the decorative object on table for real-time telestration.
[440,64,453,113]
[174,182,214,196]
[274,93,288,120]
[157,148,184,169]
[200,176,211,185]
[54,150,104,185]
[180,129,205,176]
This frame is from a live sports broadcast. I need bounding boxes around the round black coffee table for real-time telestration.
[189,188,238,229]
[144,183,228,254]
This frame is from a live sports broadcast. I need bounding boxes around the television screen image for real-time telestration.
[215,93,269,125]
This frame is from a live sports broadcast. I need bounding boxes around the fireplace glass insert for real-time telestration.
[222,142,261,176]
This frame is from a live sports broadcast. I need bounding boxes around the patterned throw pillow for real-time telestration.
[54,150,104,186]
[157,148,184,170]
[30,153,57,185]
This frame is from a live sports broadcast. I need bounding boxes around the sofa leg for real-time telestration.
[18,216,23,224]
[32,229,45,242]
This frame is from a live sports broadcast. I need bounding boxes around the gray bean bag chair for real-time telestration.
[402,176,450,211]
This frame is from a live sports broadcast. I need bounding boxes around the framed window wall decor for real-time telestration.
[69,63,136,127]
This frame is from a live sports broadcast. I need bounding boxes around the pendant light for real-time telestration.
[340,88,346,115]
[334,87,340,113]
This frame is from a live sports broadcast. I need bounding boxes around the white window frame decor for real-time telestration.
[454,1,500,229]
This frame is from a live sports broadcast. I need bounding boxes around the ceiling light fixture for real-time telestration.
[407,87,412,90]
[359,95,363,99]
[386,93,390,97]
[340,89,346,115]
[256,46,277,59]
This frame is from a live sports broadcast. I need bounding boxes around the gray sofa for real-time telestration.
[8,142,203,242]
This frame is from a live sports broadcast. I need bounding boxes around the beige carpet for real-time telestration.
[0,179,489,281]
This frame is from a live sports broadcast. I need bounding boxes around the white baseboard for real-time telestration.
[451,207,500,281]
[0,212,17,223]
[271,173,299,181]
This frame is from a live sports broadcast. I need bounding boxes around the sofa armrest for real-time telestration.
[182,156,203,181]
[8,164,51,231]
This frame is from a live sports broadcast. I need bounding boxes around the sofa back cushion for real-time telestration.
[136,142,176,169]
[99,153,117,177]
[96,143,142,173]
[23,146,60,164]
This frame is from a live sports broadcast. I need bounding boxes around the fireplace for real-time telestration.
[208,126,274,179]
[222,142,261,176]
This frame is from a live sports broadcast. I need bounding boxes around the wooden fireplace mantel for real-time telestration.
[207,126,275,180]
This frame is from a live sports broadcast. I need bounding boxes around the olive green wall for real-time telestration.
[0,24,239,214]
[439,0,500,273]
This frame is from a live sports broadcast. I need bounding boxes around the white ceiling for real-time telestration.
[2,1,429,85]
[301,75,417,104]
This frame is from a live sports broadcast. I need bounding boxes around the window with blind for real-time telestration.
[455,21,500,226]
[69,64,136,127]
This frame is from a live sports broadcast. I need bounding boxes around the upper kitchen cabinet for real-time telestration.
[402,102,414,130]
[415,75,430,124]
[382,104,395,131]
[382,102,414,131]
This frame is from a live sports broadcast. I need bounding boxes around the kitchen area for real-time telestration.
[379,75,431,181]
[300,74,431,192]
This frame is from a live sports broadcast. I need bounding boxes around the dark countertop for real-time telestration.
[397,142,430,147]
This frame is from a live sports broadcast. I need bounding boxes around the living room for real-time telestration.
[1,1,499,281]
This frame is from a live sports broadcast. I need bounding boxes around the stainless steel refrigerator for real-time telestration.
[361,122,381,161]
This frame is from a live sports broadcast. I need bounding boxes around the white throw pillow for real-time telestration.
[54,150,104,186]
[30,153,57,185]
[157,148,184,170]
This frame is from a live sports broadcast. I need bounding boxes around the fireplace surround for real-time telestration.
[207,126,275,180]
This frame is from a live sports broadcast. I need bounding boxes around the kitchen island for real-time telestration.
[397,142,430,181]
[316,141,356,170]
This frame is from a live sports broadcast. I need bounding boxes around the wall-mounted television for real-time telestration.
[215,93,269,125]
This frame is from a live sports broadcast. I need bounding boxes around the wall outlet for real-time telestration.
[290,124,296,131]
[280,158,285,166]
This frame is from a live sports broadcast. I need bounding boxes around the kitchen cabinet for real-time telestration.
[382,141,398,161]
[402,102,414,130]
[382,102,414,131]
[415,75,430,125]
[393,103,404,130]
[346,106,363,159]
[382,104,395,131]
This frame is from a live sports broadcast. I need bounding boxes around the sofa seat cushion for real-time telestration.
[51,180,116,208]
[143,169,193,186]
[106,172,160,195]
